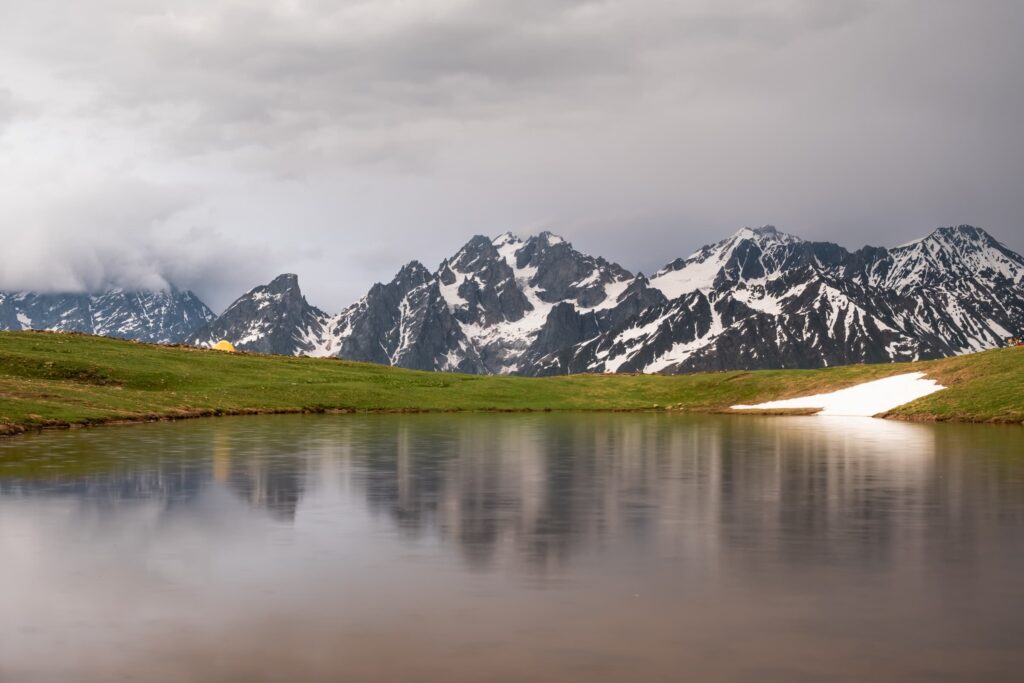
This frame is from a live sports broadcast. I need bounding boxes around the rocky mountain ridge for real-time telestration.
[185,224,1024,374]
[5,225,1022,374]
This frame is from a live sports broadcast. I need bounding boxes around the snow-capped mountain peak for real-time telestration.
[276,231,643,374]
[732,224,801,243]
[440,231,636,372]
[650,225,806,300]
[882,225,1024,291]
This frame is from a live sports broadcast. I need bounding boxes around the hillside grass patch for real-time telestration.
[0,331,1020,436]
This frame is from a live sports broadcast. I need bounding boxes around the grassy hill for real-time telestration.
[0,331,1021,437]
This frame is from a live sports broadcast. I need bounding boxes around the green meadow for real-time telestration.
[1,331,1021,437]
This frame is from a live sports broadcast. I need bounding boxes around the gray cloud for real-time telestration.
[0,0,1021,312]
[0,88,29,132]
[6,0,882,164]
[0,88,14,121]
[0,179,278,310]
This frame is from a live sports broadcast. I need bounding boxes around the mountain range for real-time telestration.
[3,225,1022,374]
[0,288,213,345]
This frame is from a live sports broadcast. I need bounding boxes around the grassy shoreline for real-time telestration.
[1,331,1021,438]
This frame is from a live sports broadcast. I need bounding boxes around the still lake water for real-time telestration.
[1,414,1023,682]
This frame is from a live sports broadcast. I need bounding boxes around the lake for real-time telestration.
[1,414,1023,682]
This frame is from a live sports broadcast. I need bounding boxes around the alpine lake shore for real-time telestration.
[0,330,1021,439]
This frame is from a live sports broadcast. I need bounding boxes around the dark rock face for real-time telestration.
[330,262,485,373]
[331,261,434,366]
[388,281,483,372]
[514,232,632,306]
[0,288,214,343]
[528,302,600,359]
[188,274,330,355]
[442,237,531,327]
[601,275,668,329]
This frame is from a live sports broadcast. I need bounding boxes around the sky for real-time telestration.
[0,0,1021,313]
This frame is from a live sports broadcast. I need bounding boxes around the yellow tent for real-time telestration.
[212,340,236,353]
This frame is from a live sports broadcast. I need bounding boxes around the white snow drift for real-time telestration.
[731,372,945,417]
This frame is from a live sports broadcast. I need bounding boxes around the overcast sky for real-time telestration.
[0,0,1021,312]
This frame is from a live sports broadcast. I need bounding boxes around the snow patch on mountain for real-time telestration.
[650,225,803,298]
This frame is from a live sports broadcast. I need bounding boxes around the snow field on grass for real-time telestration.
[730,372,945,417]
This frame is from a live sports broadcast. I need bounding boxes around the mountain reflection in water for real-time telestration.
[1,414,1023,682]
